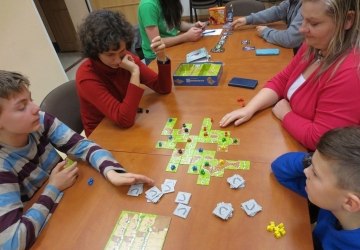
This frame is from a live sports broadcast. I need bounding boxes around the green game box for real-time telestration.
[173,62,223,86]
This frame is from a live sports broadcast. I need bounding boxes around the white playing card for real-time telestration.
[127,183,144,196]
[145,186,163,203]
[213,202,234,220]
[241,199,262,216]
[173,203,191,219]
[175,192,192,205]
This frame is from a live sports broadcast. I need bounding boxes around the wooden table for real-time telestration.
[32,24,313,249]
[33,152,312,250]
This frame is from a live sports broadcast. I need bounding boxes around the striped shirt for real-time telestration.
[0,111,125,249]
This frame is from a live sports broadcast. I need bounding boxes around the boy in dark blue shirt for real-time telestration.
[272,127,360,250]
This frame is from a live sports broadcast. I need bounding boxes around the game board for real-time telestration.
[104,211,171,250]
[156,118,250,185]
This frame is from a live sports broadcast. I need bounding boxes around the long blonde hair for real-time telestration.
[303,0,360,75]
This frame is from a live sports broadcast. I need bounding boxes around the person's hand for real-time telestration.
[194,21,206,30]
[106,170,155,186]
[232,17,246,29]
[272,99,291,121]
[183,27,203,42]
[48,161,79,191]
[219,107,254,127]
[119,54,139,74]
[256,25,267,36]
[150,36,167,62]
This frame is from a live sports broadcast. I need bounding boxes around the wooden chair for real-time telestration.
[40,80,83,134]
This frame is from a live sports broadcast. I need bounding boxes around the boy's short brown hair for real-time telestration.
[317,127,360,194]
[0,70,30,113]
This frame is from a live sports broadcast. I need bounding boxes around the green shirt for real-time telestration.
[138,0,179,60]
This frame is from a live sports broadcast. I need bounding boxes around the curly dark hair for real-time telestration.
[78,10,134,59]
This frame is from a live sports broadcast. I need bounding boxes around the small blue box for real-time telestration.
[255,48,280,56]
[173,62,223,86]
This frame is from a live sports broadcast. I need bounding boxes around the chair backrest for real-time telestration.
[190,0,219,9]
[40,80,83,134]
[226,0,265,16]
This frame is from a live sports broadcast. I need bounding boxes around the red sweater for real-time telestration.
[76,52,172,136]
[265,44,360,150]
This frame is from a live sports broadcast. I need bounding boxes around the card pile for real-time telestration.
[227,174,245,189]
[127,183,144,196]
[241,199,262,216]
[161,179,177,194]
[213,202,234,220]
[145,186,163,203]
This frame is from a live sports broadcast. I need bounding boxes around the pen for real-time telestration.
[202,30,216,35]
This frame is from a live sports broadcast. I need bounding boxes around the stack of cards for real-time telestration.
[227,174,245,189]
[161,179,177,194]
[241,199,262,217]
[127,183,144,196]
[145,186,163,203]
[213,202,234,220]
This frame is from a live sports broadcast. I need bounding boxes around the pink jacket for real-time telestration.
[265,44,360,150]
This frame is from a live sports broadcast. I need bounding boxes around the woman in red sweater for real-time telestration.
[76,10,172,136]
[220,0,360,151]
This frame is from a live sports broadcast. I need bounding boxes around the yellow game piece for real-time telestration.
[219,159,225,165]
[266,225,274,232]
[279,228,286,236]
[277,223,284,229]
[274,231,282,239]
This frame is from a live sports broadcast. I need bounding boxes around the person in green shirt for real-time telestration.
[138,0,206,64]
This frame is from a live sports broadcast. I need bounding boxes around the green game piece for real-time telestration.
[64,158,75,168]
[158,117,250,185]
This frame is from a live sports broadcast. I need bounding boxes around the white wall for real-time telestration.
[0,0,68,105]
[65,0,90,31]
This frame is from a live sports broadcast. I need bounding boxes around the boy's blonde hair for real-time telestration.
[317,127,360,194]
[0,70,30,113]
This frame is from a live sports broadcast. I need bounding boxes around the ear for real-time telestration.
[344,11,355,30]
[343,193,360,213]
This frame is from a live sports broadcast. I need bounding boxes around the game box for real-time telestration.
[173,62,223,86]
[208,6,226,25]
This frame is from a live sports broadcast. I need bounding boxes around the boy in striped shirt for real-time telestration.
[0,70,154,249]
